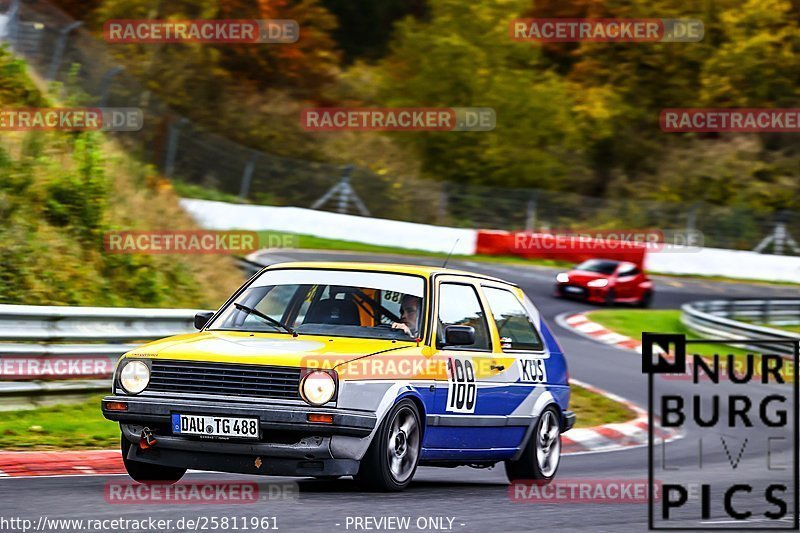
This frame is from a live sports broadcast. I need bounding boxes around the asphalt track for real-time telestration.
[1,250,795,533]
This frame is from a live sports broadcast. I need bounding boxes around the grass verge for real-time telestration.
[0,385,629,450]
[586,309,751,358]
[571,384,636,428]
[0,395,117,450]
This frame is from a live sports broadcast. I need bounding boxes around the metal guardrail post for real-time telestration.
[46,21,82,81]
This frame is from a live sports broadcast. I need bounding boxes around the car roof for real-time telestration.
[264,261,516,286]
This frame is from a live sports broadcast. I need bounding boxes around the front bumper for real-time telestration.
[103,395,376,476]
[555,284,607,303]
[102,395,376,437]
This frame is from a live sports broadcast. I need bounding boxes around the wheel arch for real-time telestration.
[394,389,427,440]
[510,392,562,462]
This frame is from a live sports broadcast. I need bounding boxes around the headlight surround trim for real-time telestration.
[119,359,150,395]
[300,370,338,406]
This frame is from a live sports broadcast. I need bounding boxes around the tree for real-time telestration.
[364,0,590,191]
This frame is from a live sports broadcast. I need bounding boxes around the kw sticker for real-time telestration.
[446,357,477,413]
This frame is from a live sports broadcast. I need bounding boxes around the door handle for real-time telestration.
[490,364,505,371]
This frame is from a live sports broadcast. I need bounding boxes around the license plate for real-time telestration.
[172,414,260,439]
[564,286,584,294]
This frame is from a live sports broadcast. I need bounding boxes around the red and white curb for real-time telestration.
[557,312,651,353]
[0,450,124,478]
[0,398,680,478]
[554,312,681,453]
[562,379,681,455]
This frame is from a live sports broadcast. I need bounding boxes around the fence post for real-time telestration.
[238,153,258,199]
[163,118,187,178]
[98,66,124,106]
[525,192,539,232]
[686,202,699,234]
[47,21,82,81]
[4,0,21,48]
[437,190,448,225]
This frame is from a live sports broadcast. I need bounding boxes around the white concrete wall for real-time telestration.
[181,199,800,283]
[180,199,477,255]
[646,245,800,283]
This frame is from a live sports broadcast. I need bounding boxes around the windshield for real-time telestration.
[574,259,619,275]
[208,269,426,341]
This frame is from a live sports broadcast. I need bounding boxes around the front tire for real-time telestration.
[604,288,616,306]
[505,406,561,483]
[354,399,421,491]
[121,435,186,484]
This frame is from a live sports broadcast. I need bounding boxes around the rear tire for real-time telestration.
[354,399,421,491]
[121,435,186,484]
[639,291,653,308]
[505,406,561,484]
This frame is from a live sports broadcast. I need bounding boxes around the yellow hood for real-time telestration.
[124,330,418,368]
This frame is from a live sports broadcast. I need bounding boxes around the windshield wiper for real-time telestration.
[234,303,297,336]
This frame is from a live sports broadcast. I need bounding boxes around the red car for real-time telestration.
[554,259,653,306]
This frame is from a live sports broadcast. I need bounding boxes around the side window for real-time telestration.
[483,287,544,351]
[437,283,491,351]
[618,265,639,277]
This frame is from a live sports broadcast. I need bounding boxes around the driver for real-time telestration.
[391,294,421,338]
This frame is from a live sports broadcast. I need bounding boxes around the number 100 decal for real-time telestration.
[446,357,477,413]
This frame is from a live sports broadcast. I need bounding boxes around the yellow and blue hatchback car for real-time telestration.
[102,262,574,491]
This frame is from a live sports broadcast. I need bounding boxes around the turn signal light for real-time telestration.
[307,413,334,424]
[105,401,128,411]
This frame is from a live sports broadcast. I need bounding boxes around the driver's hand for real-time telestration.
[391,322,412,336]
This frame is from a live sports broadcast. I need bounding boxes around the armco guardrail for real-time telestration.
[0,304,204,341]
[0,304,209,409]
[681,299,800,356]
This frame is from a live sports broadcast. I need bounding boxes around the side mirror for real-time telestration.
[444,325,475,346]
[194,311,215,330]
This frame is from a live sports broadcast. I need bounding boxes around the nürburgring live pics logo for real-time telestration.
[643,333,798,530]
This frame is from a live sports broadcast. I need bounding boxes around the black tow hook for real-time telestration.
[139,427,158,450]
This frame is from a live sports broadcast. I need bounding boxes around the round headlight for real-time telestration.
[556,273,569,283]
[119,360,150,394]
[587,278,609,288]
[301,371,336,406]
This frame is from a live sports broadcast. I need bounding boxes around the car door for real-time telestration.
[478,282,554,451]
[425,277,518,460]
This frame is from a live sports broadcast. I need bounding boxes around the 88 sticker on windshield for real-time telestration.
[446,357,476,413]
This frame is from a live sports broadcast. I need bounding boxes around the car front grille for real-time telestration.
[148,360,302,400]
